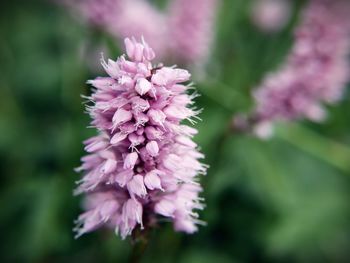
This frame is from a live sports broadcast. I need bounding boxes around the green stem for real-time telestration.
[275,123,350,173]
[198,79,350,174]
[128,228,150,263]
[197,80,248,112]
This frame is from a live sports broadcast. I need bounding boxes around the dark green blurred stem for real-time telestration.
[203,120,233,190]
[210,79,350,175]
[276,123,350,173]
[198,80,248,113]
[128,228,150,263]
[214,122,232,162]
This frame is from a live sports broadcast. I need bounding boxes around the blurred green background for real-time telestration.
[1,0,350,262]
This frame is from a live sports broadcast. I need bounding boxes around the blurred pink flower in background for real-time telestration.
[63,0,119,26]
[168,0,218,65]
[105,0,169,58]
[251,0,291,33]
[74,38,206,239]
[64,0,218,66]
[234,0,350,138]
[64,0,169,58]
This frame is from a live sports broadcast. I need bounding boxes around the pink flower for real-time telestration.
[234,0,350,137]
[105,0,169,58]
[75,38,206,239]
[251,0,291,33]
[64,0,218,65]
[63,0,120,26]
[64,0,168,57]
[168,0,218,65]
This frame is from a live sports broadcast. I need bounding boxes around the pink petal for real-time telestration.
[123,152,138,169]
[135,78,152,95]
[145,141,159,156]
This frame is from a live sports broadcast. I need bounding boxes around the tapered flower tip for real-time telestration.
[124,37,155,61]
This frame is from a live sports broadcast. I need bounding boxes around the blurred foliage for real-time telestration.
[1,0,350,262]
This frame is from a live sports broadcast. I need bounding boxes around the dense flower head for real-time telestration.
[235,0,350,138]
[74,38,206,239]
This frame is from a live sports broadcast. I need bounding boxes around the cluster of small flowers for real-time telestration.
[64,0,217,65]
[74,38,206,239]
[236,0,350,138]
